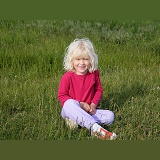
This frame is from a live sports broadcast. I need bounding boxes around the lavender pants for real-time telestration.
[61,99,115,130]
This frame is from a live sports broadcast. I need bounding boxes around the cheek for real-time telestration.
[73,61,77,66]
[86,62,90,67]
[73,61,78,69]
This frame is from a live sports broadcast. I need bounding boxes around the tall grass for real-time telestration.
[0,20,160,140]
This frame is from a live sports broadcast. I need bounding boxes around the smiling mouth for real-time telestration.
[78,66,86,69]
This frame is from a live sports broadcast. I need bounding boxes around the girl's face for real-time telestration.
[73,57,90,75]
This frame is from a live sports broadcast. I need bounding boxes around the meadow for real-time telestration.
[0,20,160,140]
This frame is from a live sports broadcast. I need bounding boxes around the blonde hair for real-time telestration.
[63,38,98,73]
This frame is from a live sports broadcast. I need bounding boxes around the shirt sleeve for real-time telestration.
[58,73,72,106]
[91,70,103,106]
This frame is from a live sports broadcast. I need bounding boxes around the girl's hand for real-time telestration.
[80,102,91,113]
[89,103,97,115]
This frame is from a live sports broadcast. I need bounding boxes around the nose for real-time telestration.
[79,59,84,64]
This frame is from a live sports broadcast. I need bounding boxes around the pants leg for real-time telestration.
[92,109,115,125]
[61,99,97,129]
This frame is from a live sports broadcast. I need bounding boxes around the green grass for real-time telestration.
[0,20,160,140]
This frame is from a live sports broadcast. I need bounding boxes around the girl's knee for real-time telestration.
[62,99,79,118]
[107,111,115,125]
[63,99,80,113]
[63,99,79,106]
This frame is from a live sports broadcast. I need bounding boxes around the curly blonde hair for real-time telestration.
[63,38,98,73]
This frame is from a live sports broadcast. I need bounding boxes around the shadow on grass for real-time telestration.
[100,82,148,111]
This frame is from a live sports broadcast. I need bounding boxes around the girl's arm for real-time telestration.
[91,70,103,106]
[58,74,72,106]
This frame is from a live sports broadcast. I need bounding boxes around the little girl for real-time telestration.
[58,38,117,140]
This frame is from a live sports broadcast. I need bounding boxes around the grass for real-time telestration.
[0,20,160,140]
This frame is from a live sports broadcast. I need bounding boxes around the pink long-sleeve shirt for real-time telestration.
[58,70,103,107]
